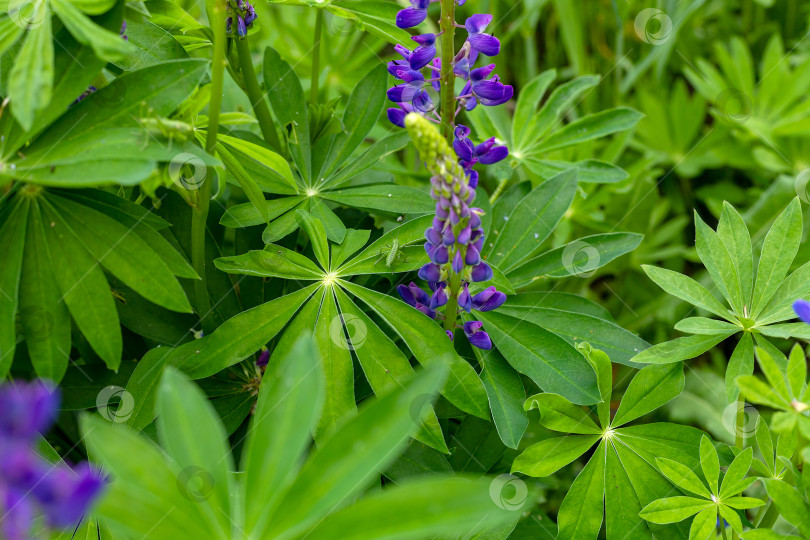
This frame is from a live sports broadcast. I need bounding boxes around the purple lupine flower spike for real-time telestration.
[388,0,510,351]
[226,0,256,36]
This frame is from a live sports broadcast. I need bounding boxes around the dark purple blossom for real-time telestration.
[226,0,256,36]
[464,14,501,58]
[793,299,810,324]
[396,0,431,28]
[0,381,105,540]
[464,321,492,350]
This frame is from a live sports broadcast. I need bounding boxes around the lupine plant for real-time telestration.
[3,1,810,539]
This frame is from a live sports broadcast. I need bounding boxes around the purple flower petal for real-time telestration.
[473,80,507,100]
[794,299,810,324]
[479,85,513,106]
[430,286,448,308]
[0,381,59,441]
[387,108,408,127]
[442,227,455,246]
[396,7,427,28]
[470,64,497,82]
[426,227,442,245]
[465,245,481,265]
[256,349,270,368]
[418,263,441,282]
[452,250,464,273]
[458,283,472,312]
[457,226,471,245]
[431,245,449,264]
[478,145,508,164]
[471,261,493,282]
[468,329,492,349]
[465,14,492,34]
[409,45,436,69]
[472,286,506,311]
[453,137,475,162]
[468,33,500,56]
[411,33,436,46]
[445,330,455,340]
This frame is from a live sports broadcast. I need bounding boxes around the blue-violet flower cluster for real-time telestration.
[226,0,256,37]
[0,381,104,540]
[399,114,506,349]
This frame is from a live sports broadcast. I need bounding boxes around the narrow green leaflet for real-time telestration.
[556,441,606,540]
[475,347,528,449]
[612,363,685,427]
[0,200,27,376]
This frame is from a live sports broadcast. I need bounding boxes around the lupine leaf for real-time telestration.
[655,458,712,498]
[320,185,434,215]
[525,393,602,435]
[695,212,744,314]
[512,435,599,477]
[534,108,644,152]
[639,496,712,524]
[556,441,606,540]
[0,200,27,377]
[642,265,732,321]
[719,447,753,498]
[475,346,528,450]
[698,435,719,494]
[717,201,754,309]
[612,363,685,427]
[631,333,732,364]
[762,479,810,536]
[726,332,754,403]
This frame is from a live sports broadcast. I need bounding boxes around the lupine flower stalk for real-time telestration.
[0,381,104,540]
[398,113,506,349]
[387,0,510,349]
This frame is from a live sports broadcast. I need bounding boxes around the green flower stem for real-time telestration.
[734,394,745,449]
[443,271,461,333]
[439,0,456,141]
[234,35,283,152]
[192,0,228,332]
[310,9,323,103]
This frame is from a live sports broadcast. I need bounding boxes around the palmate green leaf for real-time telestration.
[763,479,810,537]
[521,75,600,148]
[719,447,754,499]
[751,198,802,318]
[631,333,733,364]
[474,346,527,449]
[80,415,215,540]
[615,423,704,469]
[698,435,719,494]
[342,281,489,419]
[726,332,754,403]
[525,393,601,435]
[309,197,346,243]
[295,210,330,271]
[556,441,606,540]
[325,131,411,188]
[717,202,754,309]
[217,132,296,191]
[313,288,357,438]
[506,232,643,287]
[522,158,629,184]
[674,317,741,335]
[612,363,685,427]
[39,200,122,368]
[263,46,311,183]
[695,212,744,314]
[511,434,600,477]
[329,229,370,268]
[51,0,131,60]
[156,369,235,537]
[214,243,324,280]
[580,343,612,428]
[485,169,577,271]
[533,107,644,153]
[8,1,52,131]
[26,58,209,152]
[0,200,27,377]
[317,65,387,179]
[604,442,648,540]
[477,310,600,405]
[757,260,810,324]
[639,496,712,524]
[303,476,512,540]
[242,335,324,535]
[333,287,447,453]
[337,215,432,275]
[124,285,319,430]
[220,196,304,228]
[17,199,71,381]
[48,194,192,313]
[512,69,557,148]
[261,365,447,539]
[497,297,648,366]
[655,458,712,498]
[642,265,732,321]
[320,185,434,215]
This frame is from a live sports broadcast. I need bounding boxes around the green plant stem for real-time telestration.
[439,0,456,141]
[192,0,227,332]
[490,176,509,204]
[443,271,462,333]
[235,35,283,152]
[310,9,323,103]
[734,394,745,449]
[720,513,729,540]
